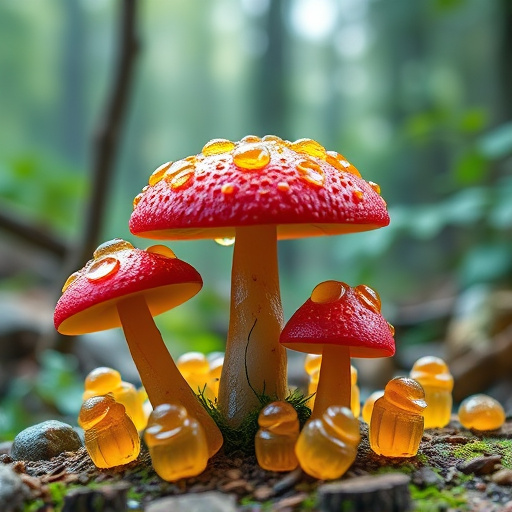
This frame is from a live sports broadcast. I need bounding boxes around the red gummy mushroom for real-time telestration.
[54,238,223,457]
[129,136,389,426]
[280,280,395,420]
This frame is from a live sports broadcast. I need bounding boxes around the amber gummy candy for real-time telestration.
[369,377,426,458]
[458,394,505,431]
[410,356,453,429]
[144,403,209,481]
[295,406,360,480]
[255,401,299,471]
[83,366,148,430]
[362,390,384,424]
[78,394,140,469]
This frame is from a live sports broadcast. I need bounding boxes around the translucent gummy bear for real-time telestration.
[295,406,360,480]
[144,403,209,481]
[369,377,426,458]
[207,355,224,401]
[410,356,453,429]
[304,354,360,417]
[458,394,505,431]
[83,367,147,431]
[255,401,299,471]
[362,390,384,424]
[78,394,140,468]
[177,352,213,399]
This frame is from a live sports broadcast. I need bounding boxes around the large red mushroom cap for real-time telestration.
[280,281,395,358]
[55,239,202,335]
[129,135,389,240]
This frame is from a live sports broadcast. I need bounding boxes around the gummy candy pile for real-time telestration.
[78,352,506,481]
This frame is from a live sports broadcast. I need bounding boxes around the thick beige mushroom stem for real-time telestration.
[310,345,351,420]
[117,294,223,457]
[218,225,288,426]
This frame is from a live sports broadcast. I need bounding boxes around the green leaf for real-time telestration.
[478,122,512,159]
[453,149,488,185]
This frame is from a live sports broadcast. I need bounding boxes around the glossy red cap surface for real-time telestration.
[129,136,389,241]
[54,239,202,335]
[280,281,395,358]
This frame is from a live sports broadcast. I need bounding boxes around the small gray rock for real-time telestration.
[145,491,237,512]
[11,420,82,461]
[0,464,30,512]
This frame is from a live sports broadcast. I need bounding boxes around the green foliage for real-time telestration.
[0,350,83,441]
[453,439,512,468]
[410,483,468,511]
[0,152,86,235]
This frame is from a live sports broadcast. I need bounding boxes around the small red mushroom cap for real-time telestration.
[54,239,202,335]
[280,281,395,358]
[129,136,389,241]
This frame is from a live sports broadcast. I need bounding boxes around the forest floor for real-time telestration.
[3,419,512,511]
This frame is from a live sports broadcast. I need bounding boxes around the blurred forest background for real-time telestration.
[0,0,511,440]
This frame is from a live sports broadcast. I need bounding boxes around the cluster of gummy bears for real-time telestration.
[78,353,507,481]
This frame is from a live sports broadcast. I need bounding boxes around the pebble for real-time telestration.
[457,455,502,475]
[0,465,30,512]
[492,469,512,485]
[11,420,82,461]
[411,467,444,489]
[146,491,237,512]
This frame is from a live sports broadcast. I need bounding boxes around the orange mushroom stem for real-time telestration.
[218,225,288,426]
[310,345,351,420]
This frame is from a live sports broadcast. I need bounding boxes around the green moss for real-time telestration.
[410,483,468,511]
[198,387,311,454]
[453,438,512,468]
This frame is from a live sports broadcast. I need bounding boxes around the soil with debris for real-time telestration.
[2,419,512,511]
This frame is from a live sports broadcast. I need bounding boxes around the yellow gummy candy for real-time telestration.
[83,367,148,431]
[144,403,209,481]
[369,377,426,458]
[295,406,360,480]
[177,352,213,399]
[362,390,384,424]
[458,394,505,431]
[255,401,299,472]
[78,394,140,469]
[410,356,453,429]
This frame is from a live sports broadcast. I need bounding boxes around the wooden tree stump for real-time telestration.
[318,473,411,512]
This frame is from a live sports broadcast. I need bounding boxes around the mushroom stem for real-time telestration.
[117,294,223,457]
[311,345,351,420]
[218,225,288,426]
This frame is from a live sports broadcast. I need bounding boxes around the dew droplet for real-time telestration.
[170,168,194,190]
[262,135,283,143]
[355,284,381,313]
[164,160,194,181]
[311,281,347,304]
[146,245,176,259]
[296,160,325,187]
[232,143,270,170]
[133,193,142,209]
[352,189,364,202]
[215,237,235,247]
[202,138,236,156]
[240,135,261,144]
[368,181,381,194]
[94,239,134,259]
[86,257,120,282]
[277,181,290,192]
[388,322,395,336]
[290,138,326,158]
[149,162,172,186]
[325,151,344,171]
[62,271,80,292]
[221,183,236,195]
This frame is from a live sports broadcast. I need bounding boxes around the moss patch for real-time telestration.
[453,438,512,468]
[410,484,468,511]
[198,388,311,454]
